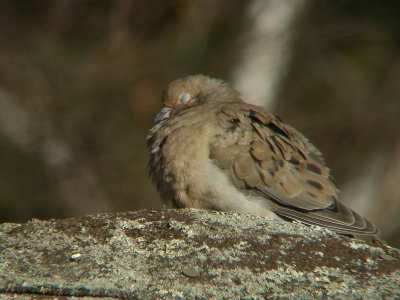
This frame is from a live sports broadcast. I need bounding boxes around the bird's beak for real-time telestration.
[153,107,172,124]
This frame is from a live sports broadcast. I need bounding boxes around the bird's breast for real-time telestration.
[148,109,217,207]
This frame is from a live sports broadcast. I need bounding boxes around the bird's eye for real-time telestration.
[179,93,191,103]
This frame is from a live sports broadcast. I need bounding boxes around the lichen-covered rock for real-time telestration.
[0,209,399,299]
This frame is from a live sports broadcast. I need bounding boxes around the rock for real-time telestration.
[0,209,399,299]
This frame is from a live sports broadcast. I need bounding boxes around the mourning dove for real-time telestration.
[147,75,380,239]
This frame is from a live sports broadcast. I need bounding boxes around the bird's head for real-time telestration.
[153,74,241,124]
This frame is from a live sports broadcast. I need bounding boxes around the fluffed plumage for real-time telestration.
[147,74,380,239]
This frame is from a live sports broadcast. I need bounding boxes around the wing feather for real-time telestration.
[209,102,379,237]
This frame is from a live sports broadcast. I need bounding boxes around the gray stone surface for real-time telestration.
[0,209,399,299]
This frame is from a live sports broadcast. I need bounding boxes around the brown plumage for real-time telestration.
[147,74,380,239]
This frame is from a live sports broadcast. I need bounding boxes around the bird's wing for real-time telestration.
[209,102,379,237]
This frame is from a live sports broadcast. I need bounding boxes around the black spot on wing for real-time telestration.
[307,163,322,175]
[226,117,240,132]
[307,180,323,190]
[307,192,318,198]
[266,122,290,139]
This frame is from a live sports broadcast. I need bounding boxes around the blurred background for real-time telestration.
[0,0,399,247]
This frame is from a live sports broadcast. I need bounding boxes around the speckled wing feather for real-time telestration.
[209,103,379,237]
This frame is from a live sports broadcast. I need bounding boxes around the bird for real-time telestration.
[147,74,380,240]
